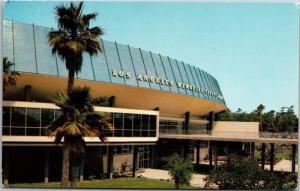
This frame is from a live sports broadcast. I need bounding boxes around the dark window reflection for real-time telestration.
[26,128,40,136]
[114,113,123,137]
[149,115,156,131]
[3,107,10,126]
[11,127,25,135]
[3,127,10,135]
[27,108,41,127]
[41,109,54,127]
[11,107,26,127]
[124,114,132,136]
[133,114,141,137]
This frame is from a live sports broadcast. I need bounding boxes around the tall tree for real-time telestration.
[48,2,104,187]
[48,1,103,92]
[165,153,193,189]
[46,86,112,188]
[3,57,20,93]
[257,104,265,131]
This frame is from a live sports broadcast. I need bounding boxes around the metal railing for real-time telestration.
[159,129,298,139]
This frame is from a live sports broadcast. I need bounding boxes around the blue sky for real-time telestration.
[3,1,299,113]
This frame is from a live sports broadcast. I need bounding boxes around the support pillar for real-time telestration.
[292,144,296,173]
[107,146,114,179]
[270,143,274,172]
[213,147,217,169]
[3,151,9,185]
[108,96,115,107]
[207,111,215,134]
[184,111,190,135]
[132,145,139,177]
[24,85,32,101]
[261,143,265,170]
[250,142,255,160]
[44,150,49,183]
[209,141,213,167]
[80,158,84,181]
[196,141,200,167]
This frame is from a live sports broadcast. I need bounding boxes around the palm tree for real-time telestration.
[257,104,265,131]
[46,86,112,188]
[3,57,20,93]
[48,1,103,92]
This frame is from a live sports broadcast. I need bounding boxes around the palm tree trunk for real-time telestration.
[68,69,75,92]
[61,145,70,188]
[175,178,180,189]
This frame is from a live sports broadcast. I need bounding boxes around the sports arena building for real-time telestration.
[2,20,298,184]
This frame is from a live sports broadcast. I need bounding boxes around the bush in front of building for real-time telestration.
[165,153,193,189]
[204,153,281,190]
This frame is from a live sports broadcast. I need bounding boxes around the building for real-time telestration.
[2,20,298,184]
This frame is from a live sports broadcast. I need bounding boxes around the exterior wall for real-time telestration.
[212,121,259,138]
[3,20,225,105]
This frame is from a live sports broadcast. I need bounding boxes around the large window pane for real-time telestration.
[113,113,123,137]
[103,40,124,85]
[3,20,14,62]
[77,53,95,80]
[189,64,205,99]
[34,25,58,76]
[26,128,40,136]
[129,47,150,88]
[116,43,138,86]
[142,115,149,137]
[140,49,160,90]
[150,53,170,92]
[11,127,25,135]
[41,109,55,127]
[13,22,37,73]
[160,56,179,93]
[3,107,11,127]
[124,114,133,137]
[27,108,40,127]
[133,114,141,137]
[11,107,26,127]
[149,115,156,131]
[92,39,111,83]
[169,58,188,95]
[181,61,199,97]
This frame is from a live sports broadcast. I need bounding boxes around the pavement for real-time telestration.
[264,159,298,172]
[137,168,209,188]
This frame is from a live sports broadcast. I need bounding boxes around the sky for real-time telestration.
[3,1,299,113]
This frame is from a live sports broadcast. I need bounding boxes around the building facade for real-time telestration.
[2,20,297,184]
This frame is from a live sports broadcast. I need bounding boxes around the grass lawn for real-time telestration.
[7,177,200,189]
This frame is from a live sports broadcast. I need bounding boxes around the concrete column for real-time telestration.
[108,96,115,107]
[24,85,32,101]
[107,146,114,179]
[292,144,296,173]
[213,147,217,169]
[270,143,274,172]
[79,158,84,181]
[207,111,215,133]
[184,112,190,135]
[196,141,200,166]
[3,151,9,185]
[132,145,139,177]
[250,142,255,160]
[261,143,265,170]
[44,150,49,183]
[209,141,213,167]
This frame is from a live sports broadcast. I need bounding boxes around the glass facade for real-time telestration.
[3,106,157,137]
[2,20,225,105]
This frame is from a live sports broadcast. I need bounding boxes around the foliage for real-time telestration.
[48,1,103,91]
[46,86,112,187]
[3,57,20,92]
[218,105,298,133]
[204,154,281,190]
[165,153,193,189]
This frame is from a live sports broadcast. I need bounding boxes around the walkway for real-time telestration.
[137,168,209,188]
